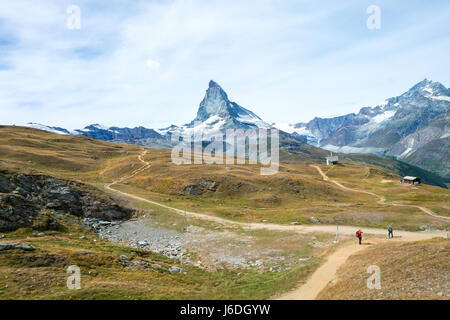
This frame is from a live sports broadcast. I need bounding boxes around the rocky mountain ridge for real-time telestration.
[23,79,450,180]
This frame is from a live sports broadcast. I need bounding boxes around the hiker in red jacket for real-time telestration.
[356,229,363,245]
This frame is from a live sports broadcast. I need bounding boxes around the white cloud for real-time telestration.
[0,0,449,129]
[145,59,160,70]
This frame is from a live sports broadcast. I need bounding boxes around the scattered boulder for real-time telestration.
[32,214,60,231]
[310,216,320,224]
[249,260,263,267]
[0,194,39,231]
[0,242,35,251]
[138,240,149,246]
[184,185,203,196]
[197,179,217,191]
[168,266,187,274]
[290,222,301,225]
[298,257,311,262]
[120,258,163,271]
[77,251,97,257]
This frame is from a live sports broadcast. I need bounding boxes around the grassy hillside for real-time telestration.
[0,201,332,299]
[339,154,448,188]
[0,125,448,300]
[106,150,449,231]
[0,125,141,181]
[317,238,450,300]
[1,126,448,231]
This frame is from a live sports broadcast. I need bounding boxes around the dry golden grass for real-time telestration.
[112,150,449,230]
[0,215,330,300]
[0,125,140,181]
[1,125,448,231]
[317,238,450,300]
[0,126,449,300]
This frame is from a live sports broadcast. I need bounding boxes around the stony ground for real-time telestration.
[88,216,327,272]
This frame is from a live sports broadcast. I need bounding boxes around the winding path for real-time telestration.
[104,150,443,240]
[103,149,447,300]
[311,165,450,221]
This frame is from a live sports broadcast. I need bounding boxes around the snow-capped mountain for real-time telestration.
[26,80,276,146]
[26,123,76,135]
[273,113,356,145]
[321,79,449,150]
[280,79,450,179]
[78,124,163,141]
[26,122,166,147]
[157,80,272,139]
[192,80,271,129]
[23,79,449,180]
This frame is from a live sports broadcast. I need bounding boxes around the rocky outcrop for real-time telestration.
[0,194,40,231]
[0,170,132,231]
[0,242,35,251]
[184,185,203,196]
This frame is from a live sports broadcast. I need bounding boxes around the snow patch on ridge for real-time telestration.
[428,95,450,102]
[371,110,396,123]
[322,144,385,155]
[399,147,414,158]
[273,123,310,135]
[237,113,271,129]
[26,123,73,135]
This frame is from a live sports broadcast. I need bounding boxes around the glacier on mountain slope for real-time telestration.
[371,110,397,123]
[317,79,449,155]
[26,122,76,135]
[322,144,385,155]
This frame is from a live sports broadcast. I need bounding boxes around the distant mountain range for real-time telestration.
[26,79,450,181]
[273,79,450,180]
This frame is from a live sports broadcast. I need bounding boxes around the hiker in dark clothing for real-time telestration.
[388,225,393,238]
[356,229,363,245]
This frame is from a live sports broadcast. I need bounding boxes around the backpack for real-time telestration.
[356,231,361,237]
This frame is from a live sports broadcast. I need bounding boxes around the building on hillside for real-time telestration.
[401,176,421,185]
[326,155,339,165]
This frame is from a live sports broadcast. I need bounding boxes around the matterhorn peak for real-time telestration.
[203,80,229,103]
[185,80,271,130]
[208,80,221,89]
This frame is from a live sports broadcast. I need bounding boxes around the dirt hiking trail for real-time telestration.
[311,165,450,221]
[276,242,368,300]
[103,150,446,300]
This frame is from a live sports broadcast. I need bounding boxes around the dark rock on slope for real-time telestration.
[0,170,132,231]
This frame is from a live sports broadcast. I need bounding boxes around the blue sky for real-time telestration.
[1,0,449,129]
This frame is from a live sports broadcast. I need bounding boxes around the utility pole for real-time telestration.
[334,223,339,243]
[183,209,188,232]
